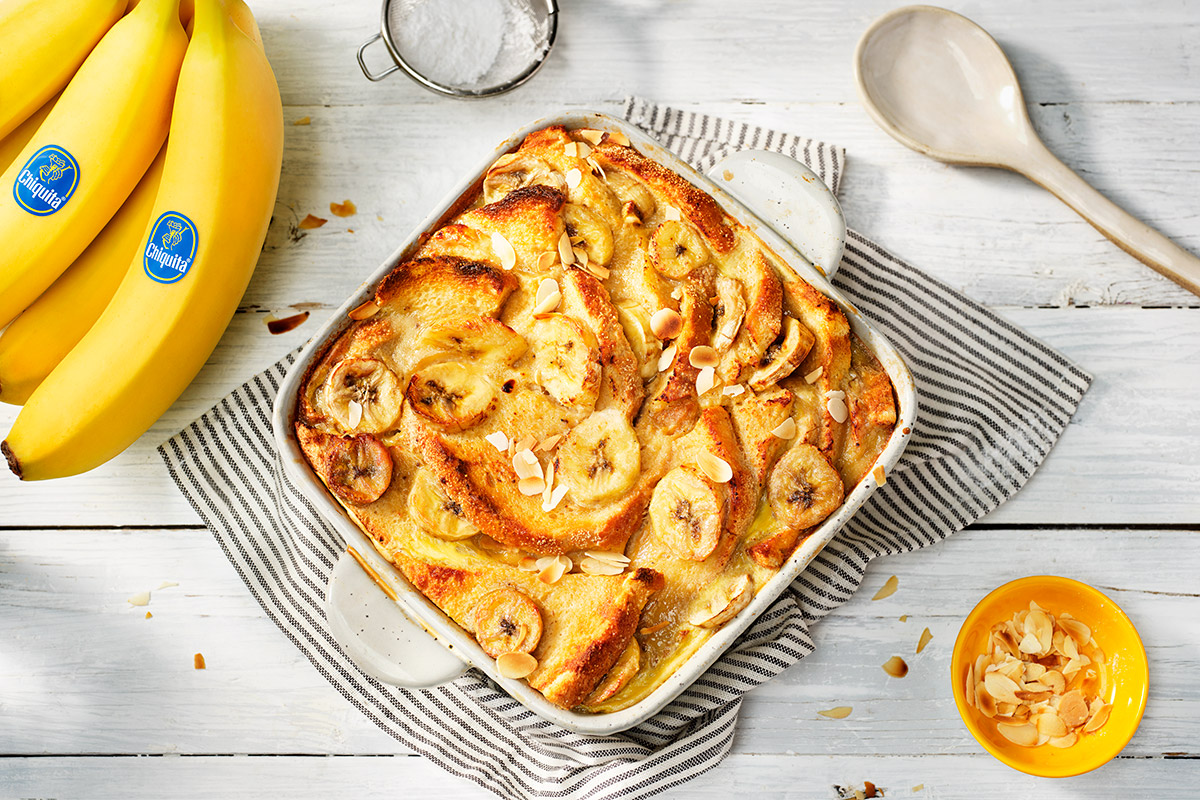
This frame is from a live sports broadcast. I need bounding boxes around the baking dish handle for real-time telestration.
[357,33,400,82]
[325,549,470,687]
[705,150,846,276]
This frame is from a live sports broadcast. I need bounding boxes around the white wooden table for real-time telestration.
[2,0,1198,796]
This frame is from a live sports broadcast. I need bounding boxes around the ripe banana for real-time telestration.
[0,0,187,330]
[0,0,125,139]
[0,147,167,406]
[408,469,479,541]
[649,466,724,561]
[0,93,60,176]
[3,0,283,481]
[472,588,543,658]
[766,443,844,529]
[554,408,640,507]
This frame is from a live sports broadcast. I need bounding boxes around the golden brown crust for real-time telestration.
[559,266,644,421]
[375,255,517,319]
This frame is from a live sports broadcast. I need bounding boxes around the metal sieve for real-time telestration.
[356,0,558,98]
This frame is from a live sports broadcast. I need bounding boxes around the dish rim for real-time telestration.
[270,109,918,734]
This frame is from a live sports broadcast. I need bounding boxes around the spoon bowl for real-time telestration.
[854,5,1200,297]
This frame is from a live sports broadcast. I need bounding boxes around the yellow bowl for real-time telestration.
[951,575,1149,777]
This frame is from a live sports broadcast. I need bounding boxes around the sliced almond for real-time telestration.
[572,246,588,266]
[688,345,719,368]
[770,417,797,440]
[537,251,557,271]
[817,706,852,719]
[537,434,562,452]
[825,390,849,423]
[563,142,578,158]
[585,156,605,179]
[518,476,546,496]
[1035,710,1068,738]
[565,168,582,189]
[722,384,745,397]
[966,663,977,707]
[872,575,899,601]
[496,651,538,679]
[1083,702,1111,733]
[576,128,605,146]
[532,290,562,316]
[491,232,517,271]
[996,722,1038,747]
[662,204,681,221]
[697,451,732,483]
[538,555,570,584]
[545,484,568,511]
[984,671,1022,705]
[1048,732,1077,748]
[1060,618,1092,648]
[916,627,933,654]
[542,459,556,506]
[574,142,593,159]
[1058,689,1089,729]
[804,366,823,384]
[585,262,611,280]
[127,591,151,607]
[515,435,537,453]
[650,308,683,339]
[1018,631,1042,655]
[975,683,997,717]
[535,278,560,306]
[695,366,717,396]
[512,449,543,480]
[579,556,624,576]
[584,550,631,565]
[882,656,908,678]
[346,400,363,430]
[657,343,677,372]
[558,231,575,266]
[606,130,630,146]
[348,300,381,320]
[484,431,510,452]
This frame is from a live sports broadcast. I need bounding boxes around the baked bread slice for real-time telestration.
[295,124,897,712]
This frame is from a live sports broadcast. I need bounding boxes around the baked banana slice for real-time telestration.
[581,639,641,708]
[473,587,543,657]
[604,170,656,224]
[531,313,601,422]
[748,316,814,391]
[483,153,566,205]
[555,408,640,507]
[767,443,844,529]
[295,423,393,506]
[711,276,746,353]
[563,203,614,266]
[408,468,479,541]
[649,466,725,561]
[323,357,403,434]
[689,573,753,629]
[650,220,709,278]
[614,301,662,379]
[415,315,527,368]
[406,361,496,432]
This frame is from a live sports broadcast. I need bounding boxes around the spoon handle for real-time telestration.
[1017,142,1200,297]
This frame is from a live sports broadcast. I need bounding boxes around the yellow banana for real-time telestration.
[0,146,167,406]
[3,0,284,480]
[0,0,125,139]
[0,0,187,329]
[0,93,60,176]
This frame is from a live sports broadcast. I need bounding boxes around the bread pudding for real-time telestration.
[294,124,897,712]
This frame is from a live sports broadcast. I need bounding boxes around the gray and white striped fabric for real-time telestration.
[159,97,1091,799]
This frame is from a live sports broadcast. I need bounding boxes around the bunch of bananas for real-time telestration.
[0,0,283,480]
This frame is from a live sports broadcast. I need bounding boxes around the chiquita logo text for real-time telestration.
[144,211,199,284]
[13,145,80,216]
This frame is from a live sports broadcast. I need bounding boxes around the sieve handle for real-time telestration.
[357,33,400,82]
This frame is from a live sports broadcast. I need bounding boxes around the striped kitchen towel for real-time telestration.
[159,97,1091,799]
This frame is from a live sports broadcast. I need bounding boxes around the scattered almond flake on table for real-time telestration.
[298,213,327,230]
[899,614,909,622]
[329,199,356,217]
[817,706,852,719]
[156,581,178,590]
[193,653,206,670]
[127,591,150,607]
[266,311,309,335]
[144,612,152,619]
[872,574,899,601]
[292,116,311,126]
[882,655,909,678]
[912,785,924,793]
[917,627,933,654]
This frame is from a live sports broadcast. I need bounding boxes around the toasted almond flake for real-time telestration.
[575,142,593,159]
[536,278,560,306]
[496,652,538,679]
[1058,689,1089,728]
[542,459,556,506]
[1083,702,1111,733]
[770,417,797,440]
[491,232,517,270]
[1048,732,1077,748]
[537,251,557,271]
[912,786,924,793]
[804,366,824,384]
[558,232,575,265]
[563,142,578,157]
[916,627,933,654]
[586,156,605,179]
[873,465,886,485]
[330,199,357,217]
[639,620,670,635]
[572,245,588,264]
[899,614,909,622]
[345,399,363,430]
[984,671,1022,705]
[722,384,745,397]
[585,550,631,565]
[1018,631,1042,655]
[532,290,562,316]
[579,556,624,576]
[872,575,899,601]
[606,130,630,146]
[882,656,908,678]
[657,343,677,372]
[348,300,381,320]
[517,556,539,572]
[518,476,546,496]
[688,345,719,368]
[299,213,327,230]
[697,451,732,483]
[293,116,311,126]
[1036,710,1069,738]
[817,706,852,719]
[966,663,976,706]
[662,204,681,221]
[565,168,582,189]
[512,450,543,480]
[996,722,1038,747]
[127,591,150,607]
[1060,618,1092,647]
[534,556,558,570]
[650,308,683,339]
[695,366,716,396]
[193,653,206,670]
[538,556,569,584]
[157,581,178,590]
[586,262,611,280]
[534,435,560,453]
[825,390,849,423]
[546,484,569,510]
[577,128,605,145]
[485,431,510,452]
[515,435,537,452]
[145,611,152,619]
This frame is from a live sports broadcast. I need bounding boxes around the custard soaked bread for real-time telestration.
[295,125,896,711]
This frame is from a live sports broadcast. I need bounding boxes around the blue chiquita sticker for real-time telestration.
[12,144,80,216]
[143,212,199,284]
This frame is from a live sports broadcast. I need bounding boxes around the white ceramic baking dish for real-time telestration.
[272,110,917,735]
